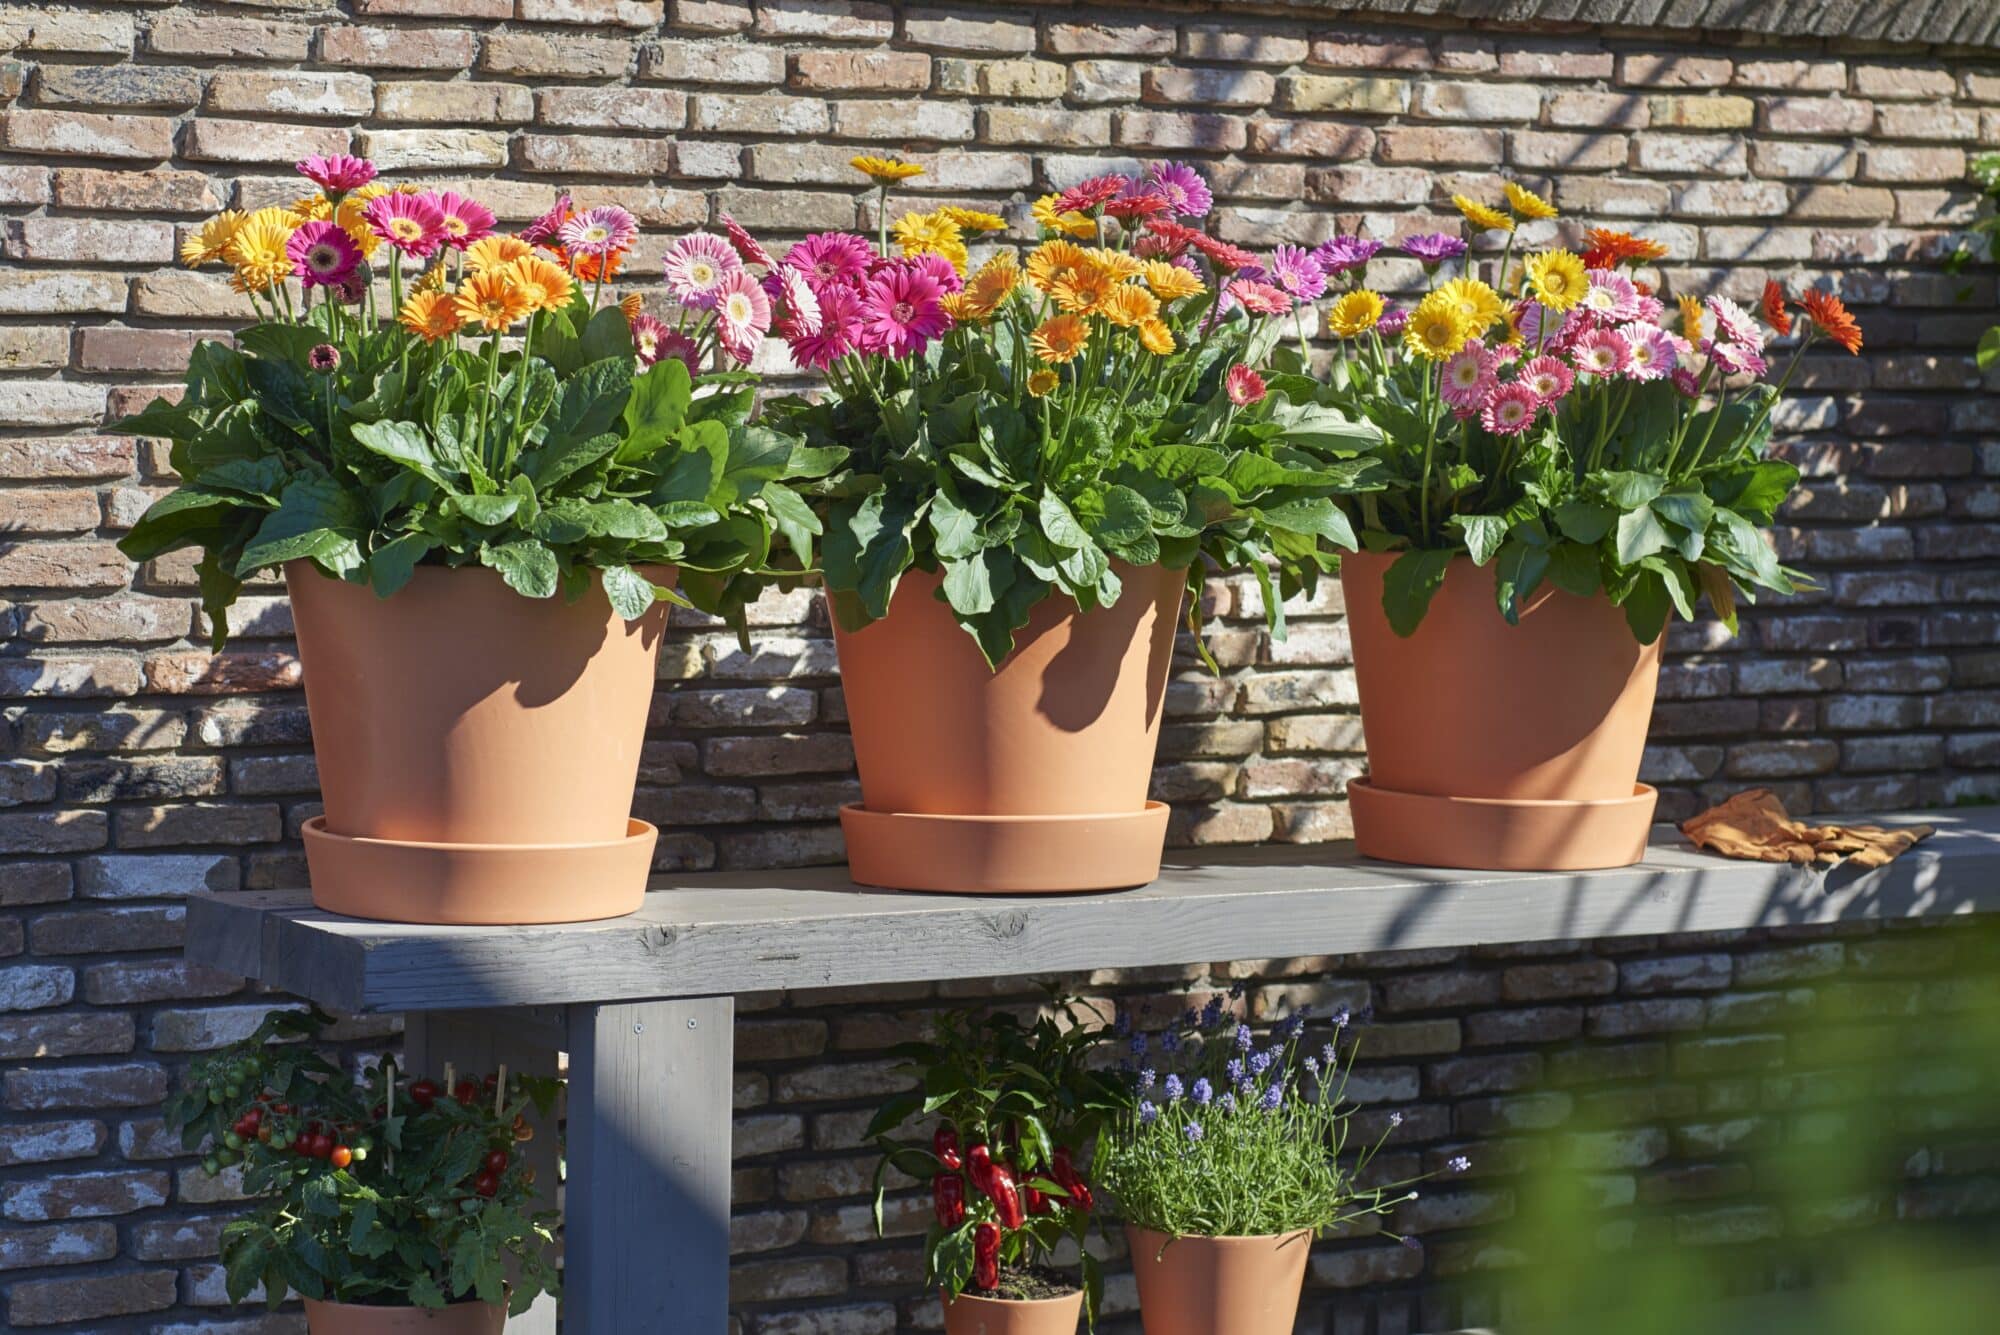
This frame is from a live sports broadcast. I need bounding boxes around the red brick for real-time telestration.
[0,109,171,160]
[791,49,931,91]
[148,13,309,61]
[317,24,479,69]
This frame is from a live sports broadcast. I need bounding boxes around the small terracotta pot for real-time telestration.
[1340,549,1662,870]
[288,561,669,923]
[304,1297,505,1335]
[832,562,1183,893]
[941,1287,1084,1335]
[1125,1225,1312,1335]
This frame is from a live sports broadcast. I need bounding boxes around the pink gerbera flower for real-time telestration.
[430,191,495,251]
[1703,338,1768,378]
[1581,269,1640,323]
[285,220,361,289]
[365,192,447,259]
[1268,245,1327,300]
[663,232,742,310]
[1053,174,1130,216]
[1225,364,1267,407]
[762,264,823,338]
[1573,327,1632,378]
[1620,323,1678,381]
[784,232,875,291]
[520,193,572,247]
[857,263,951,360]
[1705,295,1764,350]
[1671,367,1701,397]
[1441,339,1498,411]
[1480,383,1539,435]
[1226,278,1292,315]
[721,213,775,270]
[906,251,963,294]
[559,205,638,257]
[788,283,859,370]
[712,268,772,365]
[296,153,376,194]
[1376,306,1409,337]
[1520,355,1574,404]
[1146,161,1214,218]
[630,312,671,367]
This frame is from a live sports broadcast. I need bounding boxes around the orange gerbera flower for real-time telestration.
[620,292,643,320]
[454,269,532,332]
[565,246,626,283]
[1798,287,1862,354]
[1760,279,1793,337]
[399,290,462,342]
[1580,227,1669,269]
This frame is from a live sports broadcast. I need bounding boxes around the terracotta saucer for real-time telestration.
[839,801,1169,894]
[1348,777,1658,871]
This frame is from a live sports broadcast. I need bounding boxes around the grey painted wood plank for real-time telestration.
[565,997,733,1335]
[183,810,2000,1013]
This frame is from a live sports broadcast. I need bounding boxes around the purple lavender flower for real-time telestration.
[1268,244,1327,300]
[1376,306,1409,338]
[1163,1074,1184,1102]
[1219,1092,1237,1113]
[1250,1051,1274,1076]
[1226,1058,1246,1083]
[1139,1067,1156,1091]
[1139,1100,1158,1125]
[1130,1034,1149,1057]
[1147,161,1213,218]
[1304,1055,1321,1077]
[1448,1155,1471,1174]
[1160,1028,1182,1055]
[1192,1077,1213,1106]
[1388,1111,1405,1128]
[1114,1012,1132,1038]
[1319,1043,1337,1068]
[1200,996,1224,1029]
[1234,1024,1253,1052]
[1400,1235,1421,1251]
[1329,1006,1351,1029]
[1261,1082,1284,1112]
[1280,1012,1307,1040]
[1401,232,1468,267]
[1313,234,1382,275]
[1185,1120,1205,1143]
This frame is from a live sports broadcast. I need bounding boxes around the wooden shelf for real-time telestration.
[185,808,1996,1015]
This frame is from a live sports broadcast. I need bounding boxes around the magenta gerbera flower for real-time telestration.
[1146,161,1213,218]
[285,220,361,289]
[857,263,951,360]
[1672,367,1701,396]
[364,192,447,259]
[559,205,638,257]
[713,268,772,365]
[721,213,775,270]
[906,251,963,294]
[1312,234,1382,275]
[429,191,495,251]
[763,265,823,338]
[1573,327,1632,378]
[1703,338,1767,378]
[1401,232,1467,266]
[630,312,670,367]
[1104,188,1171,222]
[784,232,875,291]
[296,153,376,194]
[662,232,742,310]
[1053,174,1131,216]
[1377,306,1409,337]
[1520,355,1574,404]
[520,193,572,248]
[1480,383,1539,436]
[1268,245,1327,300]
[788,283,859,371]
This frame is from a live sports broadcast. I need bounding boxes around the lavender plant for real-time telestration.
[1093,994,1466,1239]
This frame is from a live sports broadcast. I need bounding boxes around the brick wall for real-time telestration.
[1,1,1997,1330]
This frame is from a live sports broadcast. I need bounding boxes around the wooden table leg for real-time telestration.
[565,995,736,1334]
[404,1007,566,1335]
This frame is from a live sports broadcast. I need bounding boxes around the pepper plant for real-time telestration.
[867,1000,1125,1316]
[162,1008,560,1313]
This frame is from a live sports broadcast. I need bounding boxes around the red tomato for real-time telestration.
[483,1149,509,1174]
[407,1080,439,1108]
[329,1146,353,1169]
[472,1172,499,1198]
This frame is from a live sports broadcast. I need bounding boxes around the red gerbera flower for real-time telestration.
[1760,279,1794,337]
[1104,190,1171,221]
[1580,226,1670,270]
[1191,232,1259,274]
[1142,217,1202,257]
[1052,174,1130,216]
[1797,287,1862,355]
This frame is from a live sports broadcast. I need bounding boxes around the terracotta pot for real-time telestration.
[288,561,669,923]
[832,562,1183,893]
[1125,1225,1312,1335]
[1339,549,1662,870]
[941,1287,1084,1335]
[304,1298,505,1335]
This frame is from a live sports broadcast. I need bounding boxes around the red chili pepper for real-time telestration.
[982,1158,1025,1229]
[1012,1160,1050,1215]
[965,1143,994,1192]
[1052,1147,1094,1213]
[932,1173,966,1229]
[971,1222,1000,1291]
[933,1126,963,1172]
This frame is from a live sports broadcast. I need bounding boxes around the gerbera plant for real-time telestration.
[121,157,833,642]
[1314,182,1865,640]
[751,156,1382,665]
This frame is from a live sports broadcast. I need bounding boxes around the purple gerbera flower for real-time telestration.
[1376,307,1410,337]
[1401,232,1468,267]
[1313,234,1382,275]
[1146,160,1213,218]
[1268,244,1327,300]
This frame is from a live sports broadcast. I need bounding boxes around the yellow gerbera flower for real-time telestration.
[501,256,575,314]
[963,254,1021,317]
[1051,264,1116,316]
[1452,194,1515,234]
[465,235,534,274]
[938,205,1007,234]
[892,211,968,275]
[1137,318,1175,356]
[852,155,923,184]
[1027,368,1060,397]
[399,289,463,342]
[1142,260,1204,301]
[1326,289,1384,338]
[289,193,333,224]
[1678,292,1704,341]
[1030,313,1090,364]
[1031,193,1096,240]
[1434,277,1504,336]
[415,264,449,293]
[334,190,384,260]
[181,211,247,267]
[1100,283,1159,328]
[1524,249,1588,313]
[454,270,532,332]
[1026,240,1090,293]
[1403,290,1470,361]
[223,215,295,294]
[1503,181,1558,221]
[1087,248,1144,282]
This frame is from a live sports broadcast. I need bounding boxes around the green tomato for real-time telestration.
[350,1146,369,1162]
[215,1148,238,1167]
[459,1198,482,1215]
[223,1132,243,1151]
[427,1204,449,1220]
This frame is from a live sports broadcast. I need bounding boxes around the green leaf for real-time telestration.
[929,488,982,561]
[1614,505,1671,566]
[118,489,244,562]
[237,476,364,574]
[1620,568,1672,644]
[760,480,820,568]
[1037,490,1088,550]
[480,539,558,598]
[352,420,450,486]
[601,565,659,621]
[1553,499,1614,545]
[619,358,691,461]
[449,492,521,527]
[1493,538,1551,624]
[367,533,432,597]
[544,357,633,451]
[111,395,199,441]
[1447,513,1509,566]
[1978,326,2000,371]
[1546,541,1601,598]
[1380,548,1454,637]
[1597,470,1665,508]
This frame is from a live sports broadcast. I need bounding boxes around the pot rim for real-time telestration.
[943,1286,1086,1308]
[1350,775,1658,811]
[1125,1223,1316,1246]
[301,1296,506,1311]
[303,814,655,855]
